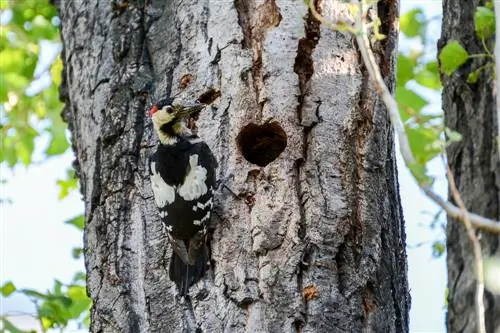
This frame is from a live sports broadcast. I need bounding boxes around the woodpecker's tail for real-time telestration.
[169,243,208,296]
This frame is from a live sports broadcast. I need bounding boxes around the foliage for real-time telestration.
[396,8,443,183]
[439,41,469,76]
[0,211,89,332]
[1,274,91,332]
[438,4,496,80]
[399,3,496,183]
[0,0,67,167]
[0,1,89,332]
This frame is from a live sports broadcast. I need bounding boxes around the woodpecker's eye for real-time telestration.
[164,106,174,114]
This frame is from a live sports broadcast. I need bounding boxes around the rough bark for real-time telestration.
[439,0,500,332]
[58,0,408,332]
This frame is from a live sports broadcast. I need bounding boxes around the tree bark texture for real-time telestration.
[59,1,408,332]
[440,0,500,332]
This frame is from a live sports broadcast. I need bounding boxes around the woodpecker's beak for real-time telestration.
[177,102,205,118]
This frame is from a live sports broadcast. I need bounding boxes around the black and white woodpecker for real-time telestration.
[148,98,217,296]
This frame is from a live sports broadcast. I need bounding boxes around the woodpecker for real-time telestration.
[149,98,217,296]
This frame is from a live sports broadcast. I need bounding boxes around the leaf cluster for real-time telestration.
[397,8,445,183]
[0,0,67,168]
[1,273,91,332]
[438,4,496,81]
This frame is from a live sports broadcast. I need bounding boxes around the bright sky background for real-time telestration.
[0,1,448,332]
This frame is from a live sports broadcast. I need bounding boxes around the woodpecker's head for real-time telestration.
[149,98,204,145]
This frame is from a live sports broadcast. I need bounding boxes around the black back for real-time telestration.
[149,136,217,240]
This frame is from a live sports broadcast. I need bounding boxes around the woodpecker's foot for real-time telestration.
[176,293,191,304]
[216,177,242,198]
[194,288,209,301]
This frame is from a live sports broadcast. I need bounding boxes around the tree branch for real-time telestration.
[445,162,486,333]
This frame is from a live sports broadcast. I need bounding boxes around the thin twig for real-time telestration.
[445,162,486,333]
[307,0,500,233]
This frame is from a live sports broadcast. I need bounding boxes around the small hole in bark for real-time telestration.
[179,74,193,89]
[197,88,221,105]
[236,120,287,167]
[293,319,304,332]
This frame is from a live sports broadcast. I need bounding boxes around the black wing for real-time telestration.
[150,137,217,240]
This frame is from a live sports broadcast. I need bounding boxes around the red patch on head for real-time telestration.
[149,105,158,117]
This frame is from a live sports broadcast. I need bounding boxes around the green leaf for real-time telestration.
[22,288,48,299]
[1,317,30,333]
[45,118,69,156]
[1,281,17,297]
[65,215,85,231]
[474,6,495,40]
[397,53,416,87]
[408,162,434,186]
[57,169,78,200]
[445,127,463,142]
[71,247,84,259]
[406,125,442,164]
[439,41,469,76]
[51,56,63,86]
[67,285,91,318]
[53,280,63,295]
[467,68,480,83]
[414,62,442,90]
[396,87,429,122]
[432,241,446,258]
[400,8,425,38]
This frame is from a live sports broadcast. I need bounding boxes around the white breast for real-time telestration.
[178,154,208,201]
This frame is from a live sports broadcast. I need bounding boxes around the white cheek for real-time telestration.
[151,162,176,207]
[178,154,208,201]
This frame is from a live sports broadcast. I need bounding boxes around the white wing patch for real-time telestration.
[193,212,211,226]
[150,161,176,207]
[178,154,208,201]
[192,198,213,212]
[198,198,212,210]
[201,211,211,223]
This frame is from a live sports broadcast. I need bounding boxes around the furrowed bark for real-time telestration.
[58,1,408,332]
[439,1,500,332]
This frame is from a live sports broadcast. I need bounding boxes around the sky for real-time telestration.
[0,1,449,332]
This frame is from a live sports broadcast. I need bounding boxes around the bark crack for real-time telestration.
[234,0,281,118]
[292,4,321,329]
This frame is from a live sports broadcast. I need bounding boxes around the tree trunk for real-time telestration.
[439,0,500,332]
[58,1,408,332]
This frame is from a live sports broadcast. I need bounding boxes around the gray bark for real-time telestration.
[58,0,408,332]
[439,0,500,332]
